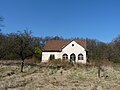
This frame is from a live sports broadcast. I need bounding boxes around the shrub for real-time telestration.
[31,47,42,63]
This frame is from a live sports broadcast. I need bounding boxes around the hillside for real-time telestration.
[0,63,120,90]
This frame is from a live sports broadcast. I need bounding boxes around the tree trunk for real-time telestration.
[21,59,24,72]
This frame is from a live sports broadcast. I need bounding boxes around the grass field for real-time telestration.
[0,61,120,90]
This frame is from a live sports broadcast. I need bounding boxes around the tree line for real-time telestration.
[86,37,120,63]
[0,30,120,63]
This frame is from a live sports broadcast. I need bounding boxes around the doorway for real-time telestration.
[70,53,76,62]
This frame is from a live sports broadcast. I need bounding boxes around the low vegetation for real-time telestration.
[0,60,120,90]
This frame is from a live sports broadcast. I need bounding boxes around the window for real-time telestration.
[49,54,55,60]
[78,54,84,60]
[62,54,68,60]
[70,53,76,61]
[72,44,74,46]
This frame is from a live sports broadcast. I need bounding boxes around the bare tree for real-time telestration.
[13,30,35,72]
[111,35,120,63]
[0,31,6,59]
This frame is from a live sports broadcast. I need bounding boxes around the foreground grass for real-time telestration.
[0,64,120,90]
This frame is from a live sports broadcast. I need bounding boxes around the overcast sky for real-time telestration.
[0,0,120,42]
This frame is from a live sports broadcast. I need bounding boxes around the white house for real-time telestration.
[42,40,87,64]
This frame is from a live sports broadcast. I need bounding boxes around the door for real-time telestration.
[70,53,76,62]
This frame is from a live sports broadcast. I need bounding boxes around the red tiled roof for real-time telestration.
[43,40,86,52]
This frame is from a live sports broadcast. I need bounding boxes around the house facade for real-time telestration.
[42,40,87,64]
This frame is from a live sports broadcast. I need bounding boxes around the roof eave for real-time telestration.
[42,49,62,52]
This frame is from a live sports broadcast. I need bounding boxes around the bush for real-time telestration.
[32,47,42,63]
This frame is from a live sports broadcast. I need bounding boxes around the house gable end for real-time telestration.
[61,40,85,51]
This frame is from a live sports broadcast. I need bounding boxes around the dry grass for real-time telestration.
[48,59,74,69]
[0,62,120,90]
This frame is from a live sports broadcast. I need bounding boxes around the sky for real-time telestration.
[0,0,120,42]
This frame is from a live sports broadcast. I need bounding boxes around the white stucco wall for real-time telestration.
[62,41,86,63]
[42,41,87,64]
[42,52,61,62]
